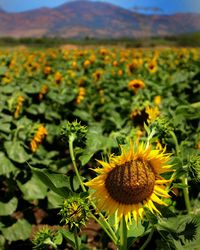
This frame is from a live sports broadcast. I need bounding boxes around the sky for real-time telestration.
[0,0,200,14]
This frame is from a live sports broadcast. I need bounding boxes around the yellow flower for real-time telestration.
[145,106,160,123]
[30,125,48,152]
[14,96,24,119]
[127,59,143,74]
[85,142,173,226]
[72,61,77,69]
[154,95,161,106]
[83,60,91,68]
[112,61,118,67]
[156,141,164,151]
[44,66,52,75]
[92,70,103,82]
[99,48,107,55]
[128,79,145,93]
[38,85,48,100]
[76,87,86,104]
[54,71,62,84]
[148,60,157,74]
[118,69,123,76]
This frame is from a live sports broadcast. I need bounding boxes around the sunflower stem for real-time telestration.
[140,227,154,250]
[91,214,118,245]
[182,177,191,213]
[69,135,86,192]
[68,135,118,245]
[120,216,127,250]
[74,228,80,250]
[169,131,180,156]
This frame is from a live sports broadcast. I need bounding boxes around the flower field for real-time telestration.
[0,46,200,249]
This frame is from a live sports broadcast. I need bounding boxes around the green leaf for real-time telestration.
[31,167,72,198]
[0,235,5,250]
[0,197,18,216]
[0,152,17,177]
[127,220,145,238]
[53,232,63,245]
[0,66,7,75]
[0,123,11,133]
[47,191,63,209]
[73,110,92,122]
[60,229,75,247]
[79,123,117,165]
[1,219,32,241]
[170,71,188,85]
[17,174,48,200]
[4,141,30,163]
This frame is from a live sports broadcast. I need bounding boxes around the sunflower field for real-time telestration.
[0,46,200,250]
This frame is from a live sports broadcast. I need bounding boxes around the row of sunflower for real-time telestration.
[0,46,200,249]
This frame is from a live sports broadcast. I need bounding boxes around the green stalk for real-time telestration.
[68,135,118,245]
[69,135,86,192]
[169,131,180,156]
[74,228,80,250]
[91,214,118,245]
[170,131,191,213]
[182,177,191,213]
[140,228,154,250]
[120,216,127,250]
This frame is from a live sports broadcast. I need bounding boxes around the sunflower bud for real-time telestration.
[59,196,90,231]
[188,155,200,182]
[149,117,173,143]
[32,226,59,249]
[60,120,87,144]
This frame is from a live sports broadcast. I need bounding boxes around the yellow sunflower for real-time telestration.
[128,79,145,93]
[85,142,173,226]
[148,60,158,74]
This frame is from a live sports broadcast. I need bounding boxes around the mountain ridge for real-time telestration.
[0,0,200,38]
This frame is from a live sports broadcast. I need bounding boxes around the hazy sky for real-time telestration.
[0,0,200,14]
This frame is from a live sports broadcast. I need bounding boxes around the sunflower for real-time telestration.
[85,142,173,226]
[128,79,145,93]
[154,95,161,106]
[148,60,158,74]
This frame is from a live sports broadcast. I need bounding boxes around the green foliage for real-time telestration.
[31,167,72,198]
[1,219,32,242]
[0,198,18,216]
[0,46,199,249]
[156,215,200,249]
[32,226,62,249]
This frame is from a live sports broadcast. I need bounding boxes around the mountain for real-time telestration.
[0,0,200,38]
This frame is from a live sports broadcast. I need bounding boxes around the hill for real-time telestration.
[0,0,200,38]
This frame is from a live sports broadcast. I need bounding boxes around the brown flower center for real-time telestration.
[105,160,155,204]
[133,83,141,89]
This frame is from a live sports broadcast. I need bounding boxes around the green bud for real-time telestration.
[59,195,90,231]
[32,226,57,250]
[188,155,200,181]
[150,117,173,142]
[60,120,87,143]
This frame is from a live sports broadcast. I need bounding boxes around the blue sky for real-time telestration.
[0,0,200,14]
